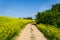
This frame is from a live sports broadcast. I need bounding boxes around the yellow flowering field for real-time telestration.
[0,16,34,40]
[37,24,60,40]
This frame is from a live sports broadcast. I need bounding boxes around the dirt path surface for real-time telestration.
[16,24,47,40]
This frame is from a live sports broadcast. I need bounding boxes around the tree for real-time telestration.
[35,3,60,27]
[23,17,32,20]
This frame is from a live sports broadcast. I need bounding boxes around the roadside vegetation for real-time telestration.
[35,3,60,27]
[35,3,60,40]
[37,24,60,40]
[0,16,34,40]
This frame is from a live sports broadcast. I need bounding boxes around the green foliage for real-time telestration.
[0,16,33,40]
[37,24,60,40]
[23,17,33,20]
[35,3,60,27]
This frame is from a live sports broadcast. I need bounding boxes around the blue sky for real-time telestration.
[0,0,60,18]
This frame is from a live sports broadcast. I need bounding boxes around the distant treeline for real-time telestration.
[35,3,60,27]
[19,17,33,20]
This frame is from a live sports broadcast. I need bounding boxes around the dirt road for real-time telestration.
[16,24,47,40]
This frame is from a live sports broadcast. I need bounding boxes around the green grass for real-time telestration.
[0,16,34,40]
[37,24,60,40]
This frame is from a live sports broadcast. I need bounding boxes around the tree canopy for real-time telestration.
[35,3,60,27]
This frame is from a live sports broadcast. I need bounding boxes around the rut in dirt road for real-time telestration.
[16,24,47,40]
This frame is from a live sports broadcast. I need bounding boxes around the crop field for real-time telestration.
[37,24,60,40]
[0,16,34,40]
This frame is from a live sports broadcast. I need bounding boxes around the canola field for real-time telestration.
[0,16,34,40]
[37,24,60,40]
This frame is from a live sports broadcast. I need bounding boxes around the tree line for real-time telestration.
[35,3,60,27]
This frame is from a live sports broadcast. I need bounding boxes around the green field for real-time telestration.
[0,16,34,40]
[37,24,60,40]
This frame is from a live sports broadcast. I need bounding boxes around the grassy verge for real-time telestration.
[37,24,60,40]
